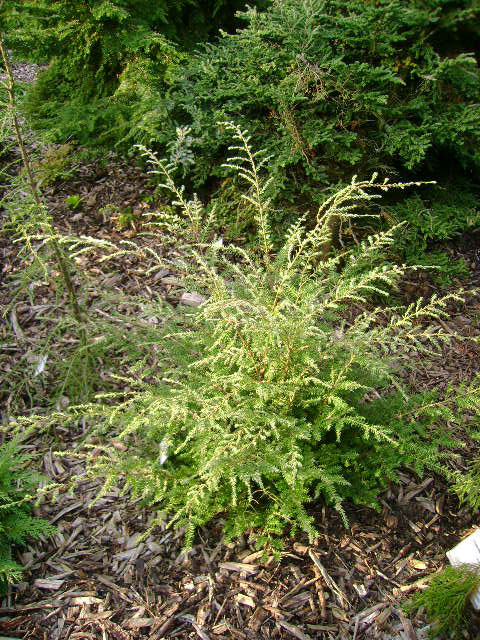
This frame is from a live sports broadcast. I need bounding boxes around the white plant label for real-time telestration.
[446,528,480,610]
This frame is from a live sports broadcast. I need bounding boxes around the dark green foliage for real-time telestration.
[6,0,268,146]
[4,0,270,62]
[12,0,183,145]
[0,437,55,590]
[22,56,173,146]
[155,0,480,259]
[162,0,480,188]
[406,250,469,285]
[389,183,480,267]
[13,0,480,267]
[405,565,480,639]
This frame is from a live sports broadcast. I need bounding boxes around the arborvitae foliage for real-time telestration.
[57,124,479,545]
[0,437,55,590]
[405,565,480,639]
[163,0,480,192]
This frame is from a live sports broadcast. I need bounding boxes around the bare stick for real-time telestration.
[0,38,88,356]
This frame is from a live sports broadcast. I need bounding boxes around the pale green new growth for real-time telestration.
[58,123,473,546]
[221,123,274,266]
[136,143,216,246]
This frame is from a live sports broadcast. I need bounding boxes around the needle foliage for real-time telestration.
[6,0,480,268]
[0,437,55,591]
[57,125,480,546]
[163,0,480,185]
[405,565,480,639]
[2,0,268,146]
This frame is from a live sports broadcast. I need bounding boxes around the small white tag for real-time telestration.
[446,529,480,610]
[34,354,48,376]
[159,437,169,466]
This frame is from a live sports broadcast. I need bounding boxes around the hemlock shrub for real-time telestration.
[73,125,477,545]
[10,0,480,264]
[158,0,480,263]
[5,0,268,146]
[453,454,480,512]
[388,184,480,276]
[4,0,269,61]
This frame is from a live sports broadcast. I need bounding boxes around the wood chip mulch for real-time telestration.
[2,439,479,640]
[2,155,479,639]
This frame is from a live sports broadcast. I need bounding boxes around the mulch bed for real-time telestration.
[1,61,480,640]
[2,435,479,640]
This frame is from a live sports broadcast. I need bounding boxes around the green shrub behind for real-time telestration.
[14,0,480,266]
[163,0,480,195]
[154,0,480,263]
[5,0,268,146]
[390,186,480,257]
[4,0,270,63]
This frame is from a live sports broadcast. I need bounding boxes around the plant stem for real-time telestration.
[0,38,88,353]
[0,38,88,392]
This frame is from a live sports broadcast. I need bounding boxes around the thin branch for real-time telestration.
[0,37,88,375]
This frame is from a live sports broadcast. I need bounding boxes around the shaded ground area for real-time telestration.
[1,62,480,640]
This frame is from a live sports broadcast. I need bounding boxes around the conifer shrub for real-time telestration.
[65,124,479,545]
[388,184,480,277]
[162,0,480,193]
[5,0,268,146]
[12,1,480,264]
[405,565,480,639]
[154,0,479,261]
[4,0,269,63]
[0,437,55,590]
[32,143,76,187]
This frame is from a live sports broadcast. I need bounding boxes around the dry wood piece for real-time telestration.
[374,606,392,630]
[33,578,65,590]
[248,606,269,632]
[179,292,206,307]
[308,549,350,607]
[278,619,311,640]
[235,593,255,608]
[292,543,309,555]
[218,562,258,574]
[124,617,154,629]
[192,621,211,640]
[397,609,418,640]
[314,576,327,620]
[240,550,265,564]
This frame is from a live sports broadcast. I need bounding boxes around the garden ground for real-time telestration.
[2,61,480,640]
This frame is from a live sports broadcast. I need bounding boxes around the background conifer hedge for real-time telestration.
[10,0,478,260]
